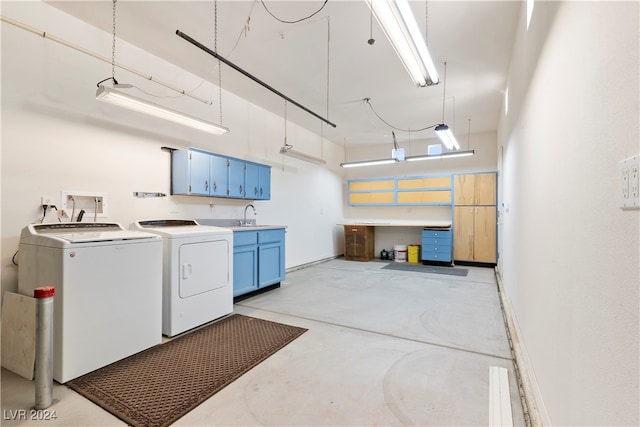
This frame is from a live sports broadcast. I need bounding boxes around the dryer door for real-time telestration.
[179,239,229,298]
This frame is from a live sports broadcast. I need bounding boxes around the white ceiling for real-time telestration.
[47,0,521,148]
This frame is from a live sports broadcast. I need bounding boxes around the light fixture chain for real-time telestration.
[214,0,223,125]
[111,0,117,81]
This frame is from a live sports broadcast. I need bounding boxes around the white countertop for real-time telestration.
[339,220,451,228]
[227,225,287,232]
[196,218,286,231]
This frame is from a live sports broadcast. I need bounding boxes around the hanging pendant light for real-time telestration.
[279,100,326,165]
[96,86,229,135]
[96,0,228,135]
[434,61,460,150]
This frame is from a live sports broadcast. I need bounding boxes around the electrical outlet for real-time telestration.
[631,165,639,198]
[621,167,629,199]
[620,155,640,210]
[40,196,53,206]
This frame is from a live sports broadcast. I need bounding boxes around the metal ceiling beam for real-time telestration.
[176,30,337,128]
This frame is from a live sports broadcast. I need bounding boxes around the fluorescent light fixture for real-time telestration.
[340,158,399,168]
[96,86,229,135]
[406,150,474,162]
[279,146,326,165]
[434,124,460,150]
[368,0,440,87]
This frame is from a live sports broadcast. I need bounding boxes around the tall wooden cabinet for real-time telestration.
[453,173,497,264]
[343,225,375,261]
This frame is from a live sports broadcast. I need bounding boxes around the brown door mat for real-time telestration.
[67,314,307,427]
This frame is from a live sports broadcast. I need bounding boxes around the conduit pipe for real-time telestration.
[1,15,212,105]
[176,29,337,128]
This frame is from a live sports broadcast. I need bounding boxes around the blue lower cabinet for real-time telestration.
[233,245,258,296]
[421,229,452,263]
[233,229,285,298]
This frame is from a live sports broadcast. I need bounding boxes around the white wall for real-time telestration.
[498,1,639,425]
[1,1,346,296]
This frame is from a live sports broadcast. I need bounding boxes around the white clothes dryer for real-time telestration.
[132,219,233,337]
[18,222,163,383]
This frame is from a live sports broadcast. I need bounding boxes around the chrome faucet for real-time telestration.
[243,204,256,226]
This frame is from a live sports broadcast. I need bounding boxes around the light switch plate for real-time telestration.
[620,154,640,210]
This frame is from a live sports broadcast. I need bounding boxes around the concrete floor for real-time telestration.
[2,259,525,426]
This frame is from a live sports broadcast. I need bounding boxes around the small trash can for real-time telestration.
[407,245,420,263]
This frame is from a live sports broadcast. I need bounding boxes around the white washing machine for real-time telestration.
[132,219,233,337]
[18,222,163,383]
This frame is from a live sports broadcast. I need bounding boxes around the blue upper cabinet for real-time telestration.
[172,147,271,200]
[258,165,271,200]
[227,158,246,198]
[171,149,210,196]
[245,163,272,200]
[245,162,259,199]
[210,154,228,197]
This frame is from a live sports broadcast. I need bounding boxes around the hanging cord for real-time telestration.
[283,100,291,149]
[368,0,375,45]
[321,16,331,160]
[441,61,447,123]
[260,0,328,24]
[281,100,290,172]
[215,0,223,125]
[452,95,456,133]
[392,131,400,151]
[225,2,258,58]
[425,0,429,47]
[326,17,331,121]
[111,0,117,82]
[364,98,438,132]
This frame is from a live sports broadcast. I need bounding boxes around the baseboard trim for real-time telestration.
[286,255,342,273]
[494,267,548,427]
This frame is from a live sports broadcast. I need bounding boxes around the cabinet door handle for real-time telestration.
[260,187,263,196]
[351,228,358,232]
[205,180,209,191]
[213,181,217,191]
[254,187,258,196]
[239,185,243,194]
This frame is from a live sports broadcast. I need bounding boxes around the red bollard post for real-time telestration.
[34,286,55,409]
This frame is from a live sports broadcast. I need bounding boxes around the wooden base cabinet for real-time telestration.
[453,206,497,264]
[344,225,375,261]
